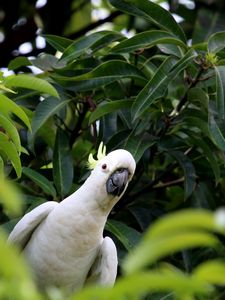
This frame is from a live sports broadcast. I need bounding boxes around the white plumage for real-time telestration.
[8,149,136,295]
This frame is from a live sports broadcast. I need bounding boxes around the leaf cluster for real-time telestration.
[1,0,225,299]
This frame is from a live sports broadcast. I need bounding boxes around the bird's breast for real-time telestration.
[24,203,106,292]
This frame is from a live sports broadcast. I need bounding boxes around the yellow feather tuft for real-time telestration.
[87,142,107,170]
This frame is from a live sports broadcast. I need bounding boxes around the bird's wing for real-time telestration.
[85,236,118,287]
[8,201,58,249]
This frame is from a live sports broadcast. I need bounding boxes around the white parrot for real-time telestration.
[8,144,136,295]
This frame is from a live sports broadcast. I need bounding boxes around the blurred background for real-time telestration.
[1,0,225,69]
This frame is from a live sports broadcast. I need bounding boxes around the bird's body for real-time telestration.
[8,149,136,294]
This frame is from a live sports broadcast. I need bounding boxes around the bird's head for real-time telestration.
[87,143,136,210]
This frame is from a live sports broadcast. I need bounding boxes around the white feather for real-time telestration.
[8,149,136,294]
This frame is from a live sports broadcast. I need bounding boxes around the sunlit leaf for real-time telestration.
[0,113,21,153]
[109,0,186,42]
[0,132,21,177]
[112,30,187,54]
[0,94,31,130]
[123,231,218,274]
[4,74,59,98]
[0,178,23,216]
[194,260,225,285]
[148,209,215,239]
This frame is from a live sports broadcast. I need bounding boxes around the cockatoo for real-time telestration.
[8,143,136,295]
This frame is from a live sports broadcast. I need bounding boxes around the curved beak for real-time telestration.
[106,168,130,196]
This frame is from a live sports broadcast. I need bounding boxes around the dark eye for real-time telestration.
[102,164,107,170]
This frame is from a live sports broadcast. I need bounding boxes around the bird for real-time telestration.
[8,143,136,295]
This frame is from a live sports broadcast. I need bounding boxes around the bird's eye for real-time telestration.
[102,164,107,170]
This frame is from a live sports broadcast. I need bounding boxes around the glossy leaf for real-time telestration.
[214,66,225,120]
[22,167,56,198]
[132,56,177,120]
[106,219,141,251]
[44,34,73,52]
[53,60,146,91]
[89,100,133,124]
[208,115,225,151]
[0,94,31,130]
[31,96,71,139]
[208,31,225,54]
[61,31,124,63]
[188,135,220,184]
[170,150,196,200]
[4,74,59,98]
[53,128,74,198]
[132,49,196,120]
[109,0,186,42]
[123,133,155,163]
[8,56,31,71]
[112,30,187,54]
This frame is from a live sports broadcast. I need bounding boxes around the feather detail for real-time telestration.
[87,142,106,170]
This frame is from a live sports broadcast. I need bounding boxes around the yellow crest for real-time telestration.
[87,142,106,170]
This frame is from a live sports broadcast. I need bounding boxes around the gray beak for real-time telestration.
[106,168,129,196]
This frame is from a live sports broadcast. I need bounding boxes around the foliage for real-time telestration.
[2,0,225,299]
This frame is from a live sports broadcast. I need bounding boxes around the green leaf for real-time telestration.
[0,94,31,130]
[8,56,31,71]
[44,34,73,52]
[170,150,196,200]
[105,219,141,251]
[74,271,209,300]
[123,231,218,274]
[53,128,74,198]
[4,74,59,98]
[0,132,21,177]
[132,49,196,120]
[148,209,215,239]
[0,113,21,153]
[0,156,3,178]
[61,31,124,63]
[109,0,186,42]
[208,31,225,54]
[53,60,146,91]
[208,114,225,151]
[194,260,225,285]
[214,66,225,120]
[112,30,187,54]
[188,135,220,184]
[158,43,183,57]
[22,167,56,198]
[0,178,23,215]
[89,100,133,124]
[31,96,72,139]
[123,133,155,163]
